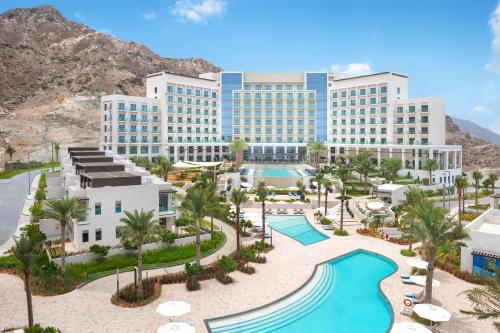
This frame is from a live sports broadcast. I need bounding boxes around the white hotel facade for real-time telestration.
[101,71,462,185]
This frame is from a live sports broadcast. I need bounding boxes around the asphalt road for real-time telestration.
[0,169,41,246]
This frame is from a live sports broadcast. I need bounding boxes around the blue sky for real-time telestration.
[2,0,500,134]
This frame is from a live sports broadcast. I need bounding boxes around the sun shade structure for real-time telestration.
[173,161,201,169]
[67,147,99,153]
[69,150,106,158]
[413,304,451,324]
[156,322,195,333]
[75,162,125,175]
[80,171,141,188]
[406,258,428,270]
[409,275,440,287]
[72,155,113,164]
[240,182,252,188]
[156,301,191,320]
[391,322,432,333]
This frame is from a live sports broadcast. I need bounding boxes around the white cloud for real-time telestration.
[485,2,500,73]
[470,105,492,115]
[142,11,157,20]
[330,63,372,78]
[171,0,226,24]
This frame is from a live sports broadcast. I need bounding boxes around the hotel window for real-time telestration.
[130,104,136,111]
[204,90,209,97]
[332,101,338,107]
[142,105,147,112]
[380,86,387,93]
[350,100,356,106]
[152,105,158,112]
[409,105,416,113]
[369,87,376,94]
[167,86,174,93]
[82,230,89,243]
[360,99,366,106]
[276,85,283,90]
[381,107,387,114]
[341,91,347,98]
[370,108,376,115]
[421,104,429,112]
[118,103,125,110]
[95,203,102,216]
[421,116,428,123]
[341,101,347,107]
[332,111,337,116]
[332,91,338,98]
[350,89,356,97]
[95,229,102,241]
[360,108,366,115]
[381,128,387,134]
[380,96,387,104]
[177,87,183,94]
[370,98,376,105]
[332,120,337,126]
[350,109,356,116]
[297,85,303,90]
[212,92,217,98]
[359,88,366,96]
[265,85,272,90]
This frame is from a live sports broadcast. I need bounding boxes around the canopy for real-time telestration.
[240,182,252,188]
[391,322,432,333]
[266,186,275,190]
[406,259,428,270]
[413,304,451,323]
[188,161,222,167]
[173,161,200,169]
[157,322,195,333]
[409,275,440,287]
[288,186,299,191]
[156,301,191,318]
[367,202,384,210]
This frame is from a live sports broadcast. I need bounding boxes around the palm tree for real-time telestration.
[472,170,483,207]
[406,200,469,303]
[5,144,16,169]
[44,197,85,271]
[54,143,60,163]
[12,228,44,328]
[322,179,332,216]
[203,179,220,236]
[296,180,306,200]
[231,189,248,258]
[461,271,500,331]
[355,156,374,189]
[489,172,498,193]
[229,138,248,168]
[336,165,351,231]
[119,209,161,298]
[255,182,268,244]
[422,159,439,185]
[313,173,324,209]
[381,157,402,182]
[180,187,210,264]
[155,155,173,181]
[454,175,468,224]
[307,141,327,170]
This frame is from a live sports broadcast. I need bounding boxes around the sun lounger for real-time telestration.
[400,274,410,279]
[402,278,414,284]
[322,225,334,230]
[405,290,424,303]
[400,306,414,316]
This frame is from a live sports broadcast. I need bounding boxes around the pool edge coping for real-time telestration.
[203,248,399,333]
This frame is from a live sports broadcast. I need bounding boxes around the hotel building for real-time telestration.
[101,71,462,185]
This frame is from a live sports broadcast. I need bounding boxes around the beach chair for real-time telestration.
[400,306,414,316]
[322,224,334,230]
[405,290,424,303]
[298,208,304,214]
[402,277,414,284]
[282,209,288,215]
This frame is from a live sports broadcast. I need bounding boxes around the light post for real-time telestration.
[27,151,31,195]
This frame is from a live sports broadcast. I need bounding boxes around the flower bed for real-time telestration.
[356,228,382,238]
[434,260,487,285]
[460,211,481,221]
[111,277,161,308]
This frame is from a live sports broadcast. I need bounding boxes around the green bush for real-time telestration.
[334,229,349,236]
[35,188,44,202]
[241,247,256,264]
[162,230,178,245]
[24,323,58,333]
[400,249,416,257]
[320,218,331,225]
[172,181,185,187]
[89,244,111,257]
[217,255,236,276]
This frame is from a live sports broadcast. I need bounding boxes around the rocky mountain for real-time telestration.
[0,5,220,162]
[450,116,500,145]
[446,116,500,171]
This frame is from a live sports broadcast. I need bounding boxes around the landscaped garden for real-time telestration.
[0,162,60,179]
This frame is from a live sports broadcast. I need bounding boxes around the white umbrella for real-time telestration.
[240,182,252,188]
[413,304,451,325]
[266,185,275,190]
[157,322,195,333]
[409,275,440,287]
[407,258,428,270]
[391,322,432,333]
[157,301,191,320]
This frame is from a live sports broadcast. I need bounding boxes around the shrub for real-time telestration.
[185,262,203,290]
[253,241,267,259]
[320,218,331,225]
[35,188,44,202]
[89,244,110,257]
[240,175,248,182]
[172,181,185,187]
[23,323,59,333]
[240,247,256,272]
[334,229,349,236]
[29,202,44,223]
[400,249,416,257]
[162,231,177,246]
[113,277,160,306]
[216,256,236,284]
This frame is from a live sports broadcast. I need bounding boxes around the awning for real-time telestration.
[188,161,223,167]
[472,249,500,259]
[173,161,200,169]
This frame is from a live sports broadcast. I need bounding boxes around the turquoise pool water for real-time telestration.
[206,250,396,333]
[267,215,328,245]
[254,168,300,177]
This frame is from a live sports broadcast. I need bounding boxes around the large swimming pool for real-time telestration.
[254,168,300,177]
[267,215,328,245]
[205,250,396,333]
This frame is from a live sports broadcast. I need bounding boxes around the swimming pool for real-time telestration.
[205,250,397,333]
[254,168,300,177]
[267,215,328,245]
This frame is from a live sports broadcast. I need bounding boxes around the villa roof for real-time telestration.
[472,249,500,259]
[80,171,141,188]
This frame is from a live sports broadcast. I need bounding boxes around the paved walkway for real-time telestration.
[0,211,495,333]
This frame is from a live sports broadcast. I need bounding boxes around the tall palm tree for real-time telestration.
[355,156,374,187]
[489,172,498,193]
[313,173,324,209]
[322,179,332,216]
[155,155,173,181]
[454,175,468,224]
[407,200,469,303]
[180,187,210,264]
[12,228,44,328]
[119,209,161,298]
[306,141,327,170]
[203,179,220,236]
[296,180,306,200]
[256,182,268,244]
[472,170,483,207]
[422,159,439,185]
[54,143,60,163]
[44,197,85,271]
[231,189,248,258]
[381,157,402,182]
[5,144,16,170]
[336,165,351,231]
[229,138,248,168]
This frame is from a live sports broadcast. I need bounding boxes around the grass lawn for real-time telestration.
[0,162,60,179]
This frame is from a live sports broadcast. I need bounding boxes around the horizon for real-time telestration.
[1,0,500,135]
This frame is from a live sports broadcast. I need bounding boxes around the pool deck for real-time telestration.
[0,210,495,332]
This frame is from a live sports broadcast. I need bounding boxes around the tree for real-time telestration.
[255,181,268,244]
[313,173,324,209]
[422,159,439,185]
[202,179,220,236]
[336,165,351,231]
[322,179,332,216]
[489,173,498,193]
[454,176,468,224]
[461,271,500,331]
[400,188,428,251]
[231,189,248,259]
[5,144,16,169]
[472,170,483,208]
[43,197,85,271]
[119,209,162,298]
[355,156,375,187]
[12,227,44,328]
[54,143,60,163]
[241,247,256,271]
[180,187,210,264]
[229,138,248,168]
[307,141,327,170]
[296,180,306,200]
[391,204,404,226]
[155,155,173,181]
[406,200,469,303]
[381,157,402,182]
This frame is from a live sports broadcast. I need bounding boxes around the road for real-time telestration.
[0,169,41,246]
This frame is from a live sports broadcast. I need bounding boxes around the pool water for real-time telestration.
[254,168,300,177]
[206,250,396,333]
[267,215,328,245]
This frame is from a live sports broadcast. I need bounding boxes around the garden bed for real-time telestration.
[111,278,161,308]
